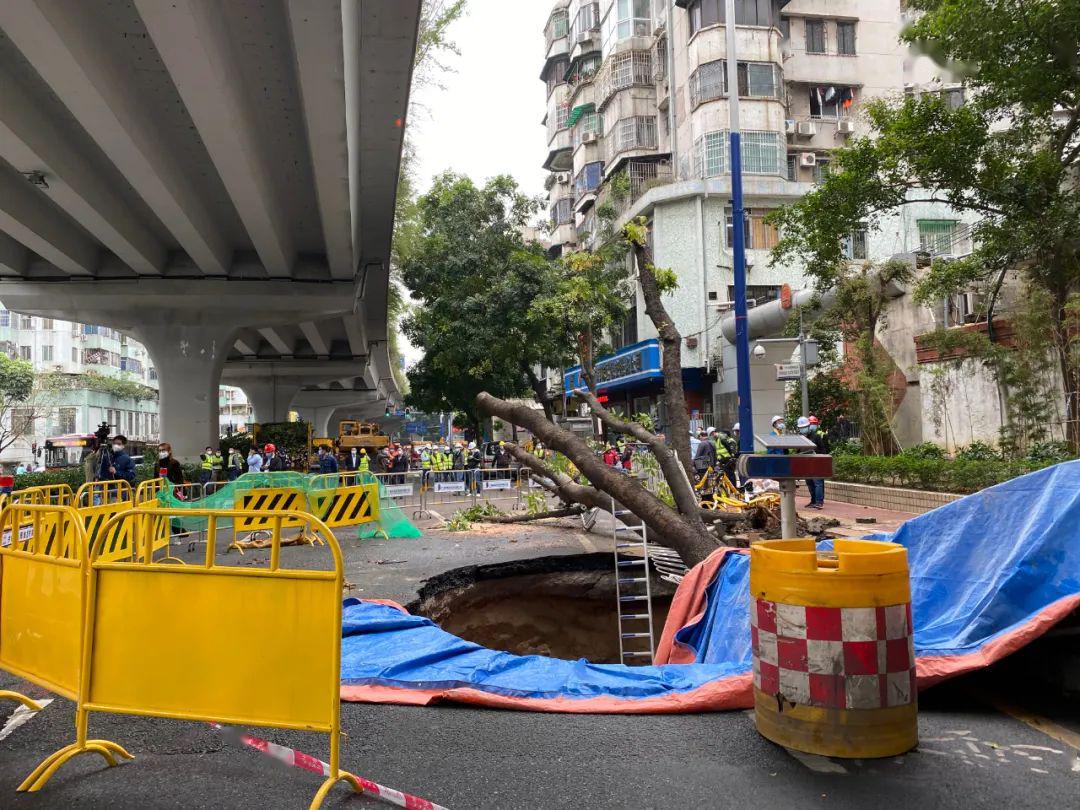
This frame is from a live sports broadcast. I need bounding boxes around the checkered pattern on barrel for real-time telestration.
[750,598,916,710]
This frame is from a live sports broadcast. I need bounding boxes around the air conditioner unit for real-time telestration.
[799,152,817,167]
[796,121,817,137]
[582,131,598,144]
[785,119,796,135]
[837,119,855,134]
[577,30,593,44]
[556,172,571,184]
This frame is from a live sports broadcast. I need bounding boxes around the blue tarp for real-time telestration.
[340,462,1080,710]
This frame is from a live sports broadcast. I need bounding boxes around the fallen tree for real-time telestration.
[475,220,728,567]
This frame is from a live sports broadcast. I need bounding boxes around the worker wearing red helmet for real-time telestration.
[265,442,287,472]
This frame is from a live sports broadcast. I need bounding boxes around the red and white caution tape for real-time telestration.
[211,724,447,810]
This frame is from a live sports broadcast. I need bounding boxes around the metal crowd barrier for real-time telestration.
[371,470,425,517]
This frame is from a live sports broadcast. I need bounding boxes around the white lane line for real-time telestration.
[786,749,848,774]
[0,698,52,741]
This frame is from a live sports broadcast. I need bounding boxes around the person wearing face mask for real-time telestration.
[103,434,136,487]
[767,415,787,455]
[265,443,287,472]
[246,443,264,473]
[158,442,185,486]
[805,415,830,509]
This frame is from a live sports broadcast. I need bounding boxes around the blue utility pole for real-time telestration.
[726,0,754,454]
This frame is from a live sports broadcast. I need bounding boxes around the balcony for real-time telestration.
[544,126,573,171]
[607,115,659,163]
[595,50,654,109]
[549,197,574,229]
[598,159,673,219]
[544,8,569,63]
[782,52,862,88]
[568,2,600,61]
[574,160,604,208]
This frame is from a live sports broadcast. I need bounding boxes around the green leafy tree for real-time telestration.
[0,354,39,454]
[401,173,573,433]
[772,0,1080,451]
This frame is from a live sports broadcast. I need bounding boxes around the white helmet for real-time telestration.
[732,423,740,432]
[796,416,811,429]
[706,426,716,435]
[771,415,785,427]
[468,441,476,450]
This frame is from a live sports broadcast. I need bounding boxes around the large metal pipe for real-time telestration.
[720,257,914,343]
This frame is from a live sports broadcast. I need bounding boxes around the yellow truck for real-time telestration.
[337,421,389,456]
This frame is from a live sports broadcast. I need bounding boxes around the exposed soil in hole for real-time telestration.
[407,553,675,664]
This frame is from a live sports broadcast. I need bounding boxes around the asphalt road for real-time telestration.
[1,512,1076,808]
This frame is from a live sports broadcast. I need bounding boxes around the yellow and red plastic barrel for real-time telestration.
[749,538,917,758]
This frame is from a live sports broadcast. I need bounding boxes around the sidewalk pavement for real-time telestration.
[795,493,913,536]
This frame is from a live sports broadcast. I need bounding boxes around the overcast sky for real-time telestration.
[398,0,551,368]
[411,0,551,202]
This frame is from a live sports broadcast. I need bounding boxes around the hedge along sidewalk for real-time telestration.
[798,479,961,515]
[831,454,1055,495]
[11,461,201,492]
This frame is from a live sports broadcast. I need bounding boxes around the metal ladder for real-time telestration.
[611,496,655,665]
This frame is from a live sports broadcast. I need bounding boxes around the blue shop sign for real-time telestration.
[563,339,663,394]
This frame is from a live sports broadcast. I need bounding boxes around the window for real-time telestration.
[616,0,651,41]
[71,347,78,363]
[688,0,720,35]
[918,220,964,256]
[84,347,109,365]
[942,87,965,110]
[58,407,77,435]
[573,110,602,147]
[570,2,600,42]
[727,284,782,306]
[545,58,569,96]
[546,9,569,46]
[613,116,658,153]
[779,16,790,39]
[812,158,831,184]
[688,60,725,107]
[550,198,574,228]
[694,130,782,177]
[689,60,781,107]
[20,316,34,330]
[575,161,604,198]
[725,208,780,250]
[40,345,53,363]
[786,153,798,181]
[11,406,35,436]
[18,345,30,361]
[842,226,868,260]
[805,19,826,54]
[809,85,855,119]
[836,21,856,55]
[0,310,8,328]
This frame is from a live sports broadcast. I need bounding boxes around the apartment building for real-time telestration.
[545,1,977,442]
[0,308,160,466]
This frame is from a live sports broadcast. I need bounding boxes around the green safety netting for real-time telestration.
[154,471,421,538]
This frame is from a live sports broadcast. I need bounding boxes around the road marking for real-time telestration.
[988,698,1080,752]
[0,698,52,741]
[785,749,848,774]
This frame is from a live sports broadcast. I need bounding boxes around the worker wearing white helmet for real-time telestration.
[796,416,811,433]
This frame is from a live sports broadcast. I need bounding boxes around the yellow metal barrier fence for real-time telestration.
[0,503,130,768]
[134,478,165,505]
[75,480,133,508]
[25,507,361,808]
[12,484,75,507]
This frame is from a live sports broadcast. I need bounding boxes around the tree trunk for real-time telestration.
[524,364,555,422]
[476,392,720,566]
[629,238,696,475]
[1051,296,1080,454]
[476,506,584,524]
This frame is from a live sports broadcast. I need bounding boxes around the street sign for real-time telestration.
[775,362,802,381]
[434,481,466,493]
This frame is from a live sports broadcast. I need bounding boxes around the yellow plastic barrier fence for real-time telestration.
[308,482,380,529]
[0,503,131,769]
[749,538,917,758]
[12,484,75,507]
[309,471,374,490]
[26,507,361,808]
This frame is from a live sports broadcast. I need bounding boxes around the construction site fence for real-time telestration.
[413,467,538,515]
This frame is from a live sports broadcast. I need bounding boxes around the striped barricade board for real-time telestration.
[307,484,379,529]
[233,488,308,535]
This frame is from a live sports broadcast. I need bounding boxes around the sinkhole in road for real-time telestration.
[407,553,676,664]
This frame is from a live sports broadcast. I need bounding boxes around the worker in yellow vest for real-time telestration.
[358,449,370,474]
